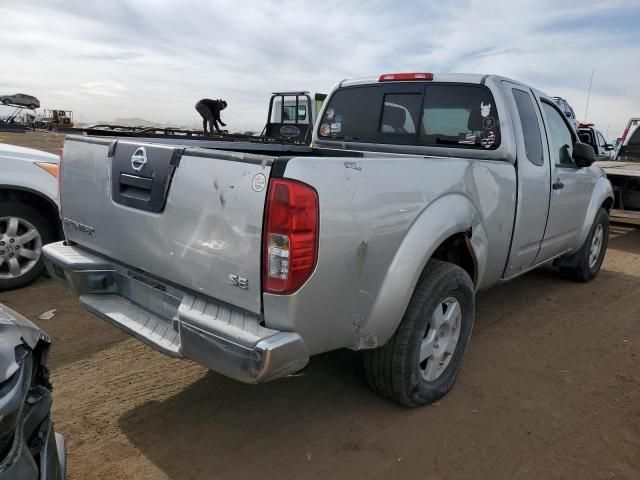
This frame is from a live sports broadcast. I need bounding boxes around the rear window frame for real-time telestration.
[316,81,502,151]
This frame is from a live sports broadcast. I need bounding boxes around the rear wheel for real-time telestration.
[363,260,475,407]
[0,202,54,290]
[560,207,609,282]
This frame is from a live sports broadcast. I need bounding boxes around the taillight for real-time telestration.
[263,178,319,294]
[378,72,433,82]
[621,128,628,144]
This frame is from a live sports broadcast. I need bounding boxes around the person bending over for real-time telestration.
[195,99,227,134]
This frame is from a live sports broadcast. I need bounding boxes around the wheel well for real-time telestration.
[430,232,476,285]
[602,196,614,212]
[0,188,62,239]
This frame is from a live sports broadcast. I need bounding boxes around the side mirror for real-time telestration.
[573,142,596,167]
[604,144,614,151]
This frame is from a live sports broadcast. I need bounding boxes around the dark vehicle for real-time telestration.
[577,123,616,160]
[0,303,65,480]
[617,118,640,162]
[0,95,40,110]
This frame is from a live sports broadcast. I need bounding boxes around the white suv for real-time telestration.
[0,143,60,289]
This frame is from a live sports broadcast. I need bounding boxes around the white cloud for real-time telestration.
[0,0,638,136]
[80,81,126,97]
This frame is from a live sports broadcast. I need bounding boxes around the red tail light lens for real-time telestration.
[263,178,319,294]
[621,128,629,144]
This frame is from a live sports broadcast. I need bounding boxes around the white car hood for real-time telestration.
[0,142,59,163]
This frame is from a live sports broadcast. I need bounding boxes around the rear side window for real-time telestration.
[512,89,543,166]
[317,86,381,142]
[318,83,501,150]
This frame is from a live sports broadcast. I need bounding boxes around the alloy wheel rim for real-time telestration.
[0,216,42,280]
[419,296,462,382]
[588,224,604,269]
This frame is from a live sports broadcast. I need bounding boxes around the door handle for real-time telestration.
[552,181,564,190]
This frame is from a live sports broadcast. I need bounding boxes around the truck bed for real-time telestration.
[596,160,640,178]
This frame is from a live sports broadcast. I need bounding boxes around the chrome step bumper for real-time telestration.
[43,242,309,383]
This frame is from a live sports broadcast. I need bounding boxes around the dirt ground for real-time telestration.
[0,130,67,154]
[1,131,639,479]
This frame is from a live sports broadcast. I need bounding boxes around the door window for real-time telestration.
[542,102,575,167]
[596,131,607,150]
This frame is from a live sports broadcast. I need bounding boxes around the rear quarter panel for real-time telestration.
[264,155,516,355]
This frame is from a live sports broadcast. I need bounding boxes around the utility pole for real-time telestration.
[584,70,594,121]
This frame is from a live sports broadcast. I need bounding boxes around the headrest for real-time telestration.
[384,105,407,129]
[467,108,484,131]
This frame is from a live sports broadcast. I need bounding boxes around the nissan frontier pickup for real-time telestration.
[44,73,613,407]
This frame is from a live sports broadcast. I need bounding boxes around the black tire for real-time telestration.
[560,208,609,282]
[363,260,475,407]
[1,99,10,105]
[0,202,54,290]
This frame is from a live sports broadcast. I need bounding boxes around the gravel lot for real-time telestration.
[1,131,639,479]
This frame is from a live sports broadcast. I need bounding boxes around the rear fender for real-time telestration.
[359,193,486,348]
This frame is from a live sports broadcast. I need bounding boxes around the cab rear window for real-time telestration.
[318,83,501,150]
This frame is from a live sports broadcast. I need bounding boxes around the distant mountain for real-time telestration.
[96,117,163,127]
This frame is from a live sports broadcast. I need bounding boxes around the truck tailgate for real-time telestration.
[59,136,272,314]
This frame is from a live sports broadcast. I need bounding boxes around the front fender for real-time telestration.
[359,193,487,347]
[574,172,613,250]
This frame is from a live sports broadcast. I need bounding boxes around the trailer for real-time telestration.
[83,91,327,154]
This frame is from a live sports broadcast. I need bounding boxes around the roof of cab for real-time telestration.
[339,73,488,88]
[337,73,549,99]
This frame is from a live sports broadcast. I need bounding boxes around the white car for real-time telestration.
[0,143,60,289]
[0,93,40,110]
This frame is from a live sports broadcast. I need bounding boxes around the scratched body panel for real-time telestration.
[264,156,516,354]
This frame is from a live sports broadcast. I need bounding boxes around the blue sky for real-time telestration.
[1,0,639,137]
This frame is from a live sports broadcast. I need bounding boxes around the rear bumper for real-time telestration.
[43,242,309,384]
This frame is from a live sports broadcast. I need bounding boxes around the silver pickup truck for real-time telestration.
[44,73,613,407]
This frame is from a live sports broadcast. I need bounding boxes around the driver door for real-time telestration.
[535,101,590,262]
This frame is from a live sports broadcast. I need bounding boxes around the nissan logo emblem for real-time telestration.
[131,147,148,172]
